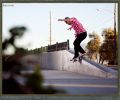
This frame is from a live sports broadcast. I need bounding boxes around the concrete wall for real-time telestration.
[38,50,117,78]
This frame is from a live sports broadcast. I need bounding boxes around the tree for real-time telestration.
[2,26,64,94]
[99,28,118,65]
[2,26,27,54]
[86,32,101,61]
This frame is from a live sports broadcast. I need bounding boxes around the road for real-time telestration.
[42,70,118,95]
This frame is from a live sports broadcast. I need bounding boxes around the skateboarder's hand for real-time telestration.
[67,27,72,30]
[58,19,63,21]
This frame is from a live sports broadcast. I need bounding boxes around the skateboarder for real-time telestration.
[58,17,87,61]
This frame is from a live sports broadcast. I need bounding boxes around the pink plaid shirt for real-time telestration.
[69,17,86,36]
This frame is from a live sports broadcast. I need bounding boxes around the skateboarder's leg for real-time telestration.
[77,32,87,55]
[72,32,87,60]
[73,38,80,59]
[73,36,85,58]
[79,46,86,54]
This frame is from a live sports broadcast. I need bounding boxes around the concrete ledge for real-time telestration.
[38,50,117,78]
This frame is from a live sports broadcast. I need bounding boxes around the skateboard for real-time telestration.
[70,55,83,63]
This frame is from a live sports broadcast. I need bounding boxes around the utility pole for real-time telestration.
[114,3,117,64]
[114,3,116,50]
[50,11,51,45]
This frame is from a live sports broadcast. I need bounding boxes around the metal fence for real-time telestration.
[27,40,69,54]
[47,40,69,52]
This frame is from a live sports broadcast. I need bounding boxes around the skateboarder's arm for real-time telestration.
[58,18,70,21]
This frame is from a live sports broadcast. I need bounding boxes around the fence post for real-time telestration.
[47,44,49,52]
[67,39,69,50]
[56,42,58,51]
[45,46,47,52]
[41,46,42,52]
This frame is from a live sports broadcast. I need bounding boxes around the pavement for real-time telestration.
[37,50,117,78]
[42,70,118,95]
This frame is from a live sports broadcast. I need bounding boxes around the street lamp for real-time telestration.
[114,3,116,49]
[97,3,117,64]
[49,11,51,45]
[114,3,117,64]
[97,3,117,41]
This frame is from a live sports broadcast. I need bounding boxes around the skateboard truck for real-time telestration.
[70,53,85,63]
[70,58,78,62]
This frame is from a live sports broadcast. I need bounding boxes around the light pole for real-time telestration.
[97,4,117,44]
[114,3,116,50]
[114,3,117,64]
[49,11,51,45]
[97,3,117,65]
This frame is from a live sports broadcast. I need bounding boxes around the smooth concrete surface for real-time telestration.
[42,70,118,95]
[38,50,117,78]
[19,70,118,95]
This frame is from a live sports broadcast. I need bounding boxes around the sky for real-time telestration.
[2,3,118,54]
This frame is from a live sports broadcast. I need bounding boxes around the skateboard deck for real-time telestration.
[70,55,83,63]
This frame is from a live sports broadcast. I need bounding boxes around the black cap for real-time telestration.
[65,17,70,19]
